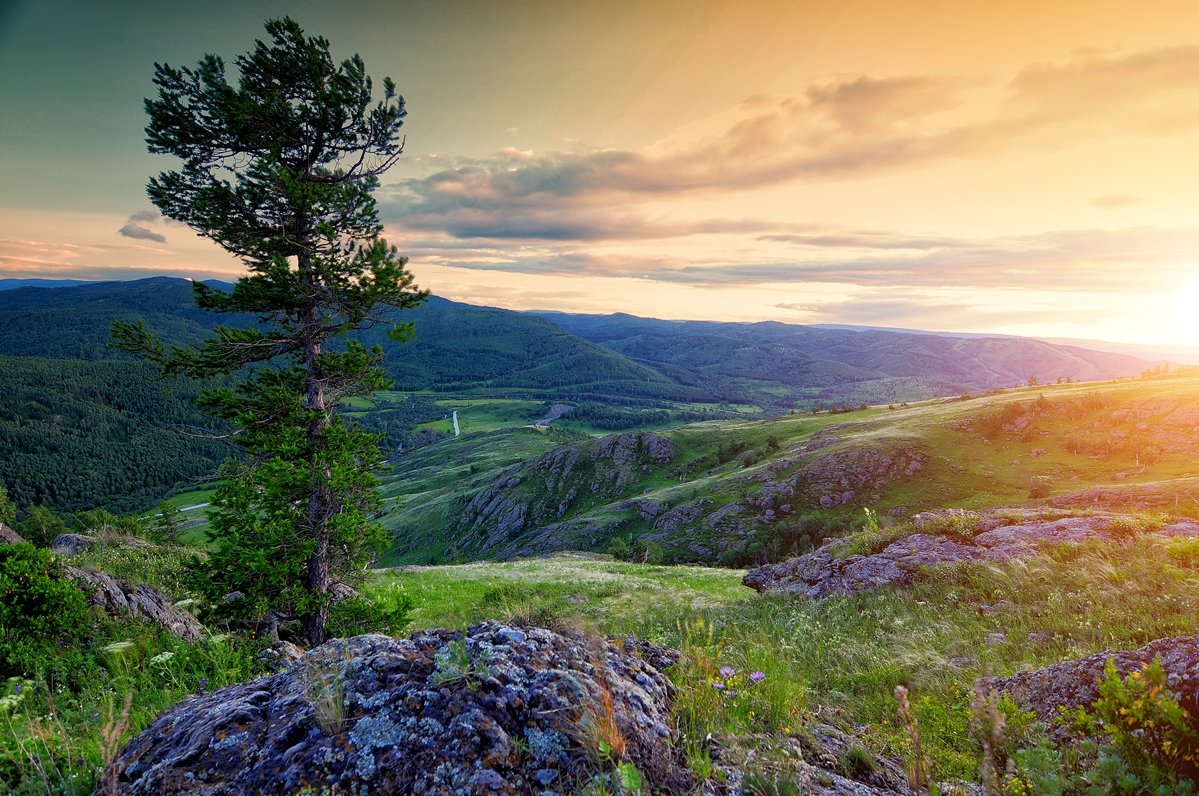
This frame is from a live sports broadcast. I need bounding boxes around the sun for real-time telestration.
[1168,273,1199,344]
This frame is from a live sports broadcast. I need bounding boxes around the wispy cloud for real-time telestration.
[421,225,1199,294]
[384,46,1199,249]
[1091,194,1141,208]
[117,210,167,243]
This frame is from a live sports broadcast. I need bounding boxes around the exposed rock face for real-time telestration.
[797,445,928,509]
[51,532,151,557]
[104,622,692,795]
[66,566,205,642]
[454,431,678,555]
[0,523,24,544]
[51,533,98,557]
[985,635,1199,739]
[744,510,1199,597]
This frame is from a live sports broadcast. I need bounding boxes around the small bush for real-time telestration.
[1069,658,1199,790]
[0,543,94,679]
[328,586,414,637]
[14,505,68,548]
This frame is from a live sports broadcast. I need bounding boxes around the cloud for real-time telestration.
[1091,194,1140,208]
[118,210,167,243]
[384,46,1199,249]
[424,225,1199,294]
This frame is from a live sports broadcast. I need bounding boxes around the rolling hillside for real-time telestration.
[537,310,1155,409]
[375,370,1199,567]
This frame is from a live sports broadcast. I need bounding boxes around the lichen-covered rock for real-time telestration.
[744,509,1195,597]
[985,634,1199,739]
[66,566,205,642]
[51,533,99,557]
[103,622,692,795]
[51,532,151,557]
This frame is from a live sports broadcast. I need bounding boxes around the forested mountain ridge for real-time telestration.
[0,278,721,402]
[536,310,1156,408]
[0,355,229,512]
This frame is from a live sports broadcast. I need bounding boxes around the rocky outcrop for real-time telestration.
[104,622,692,795]
[985,635,1199,739]
[51,532,151,558]
[797,445,928,509]
[0,523,24,544]
[744,510,1199,597]
[455,431,678,554]
[703,716,915,795]
[66,566,205,642]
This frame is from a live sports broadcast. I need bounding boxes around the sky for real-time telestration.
[3,0,1199,345]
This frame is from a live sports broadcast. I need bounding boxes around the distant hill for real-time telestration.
[0,278,717,403]
[534,310,1154,408]
[0,278,94,290]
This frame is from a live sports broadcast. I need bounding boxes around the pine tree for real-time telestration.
[114,17,426,645]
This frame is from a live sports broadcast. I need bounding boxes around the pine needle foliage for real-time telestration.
[113,17,427,646]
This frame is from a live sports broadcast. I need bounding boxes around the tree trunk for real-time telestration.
[298,242,335,647]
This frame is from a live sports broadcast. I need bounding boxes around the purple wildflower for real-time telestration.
[712,682,725,690]
[723,690,737,698]
[749,671,766,682]
[719,667,735,678]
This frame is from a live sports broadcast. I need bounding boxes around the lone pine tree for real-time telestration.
[114,17,426,645]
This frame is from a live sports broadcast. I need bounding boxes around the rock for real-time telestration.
[0,523,24,544]
[66,566,205,642]
[259,640,305,671]
[50,532,151,557]
[704,718,916,795]
[105,622,692,795]
[653,501,708,534]
[454,431,677,555]
[746,509,1187,597]
[985,634,1199,739]
[51,533,98,557]
[984,633,1006,647]
[327,581,361,604]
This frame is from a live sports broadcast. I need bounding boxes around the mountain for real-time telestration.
[0,278,717,403]
[0,278,94,290]
[534,310,1154,408]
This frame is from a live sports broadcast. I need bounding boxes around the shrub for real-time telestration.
[14,505,68,548]
[0,543,94,679]
[328,585,414,637]
[1069,658,1199,791]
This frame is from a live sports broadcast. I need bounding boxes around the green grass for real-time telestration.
[375,534,1199,783]
[9,511,1199,793]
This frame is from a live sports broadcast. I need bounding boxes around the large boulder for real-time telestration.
[66,566,205,643]
[0,523,24,544]
[103,622,693,795]
[984,634,1199,739]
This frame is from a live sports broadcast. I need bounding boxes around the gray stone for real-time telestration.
[67,566,205,642]
[104,622,692,795]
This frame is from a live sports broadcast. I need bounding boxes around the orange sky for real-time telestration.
[3,0,1199,344]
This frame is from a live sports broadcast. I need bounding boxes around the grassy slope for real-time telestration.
[375,533,1199,783]
[376,371,1199,566]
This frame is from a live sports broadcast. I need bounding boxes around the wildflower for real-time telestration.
[719,667,735,678]
[149,651,175,666]
[749,671,766,682]
[712,682,725,690]
[199,677,209,689]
